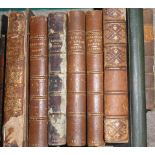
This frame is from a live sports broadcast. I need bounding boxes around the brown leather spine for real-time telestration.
[0,35,5,145]
[48,12,67,146]
[86,10,104,146]
[3,12,28,146]
[103,9,129,143]
[29,16,48,147]
[67,11,86,146]
[143,9,155,110]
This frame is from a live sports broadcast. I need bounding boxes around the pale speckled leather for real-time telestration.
[48,12,67,146]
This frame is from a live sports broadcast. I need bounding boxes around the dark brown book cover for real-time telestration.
[143,9,155,110]
[3,12,28,147]
[86,10,104,146]
[29,16,48,147]
[48,12,67,146]
[67,11,86,146]
[103,9,129,143]
[0,35,6,145]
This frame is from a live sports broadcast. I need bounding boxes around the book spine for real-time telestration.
[103,9,129,143]
[143,9,155,110]
[3,12,28,146]
[0,35,6,145]
[128,8,147,147]
[29,16,48,147]
[86,10,104,146]
[48,12,67,146]
[67,11,86,146]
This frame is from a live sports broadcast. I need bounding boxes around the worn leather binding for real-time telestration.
[143,9,155,110]
[67,11,86,146]
[0,35,5,145]
[86,10,104,146]
[3,12,28,146]
[48,12,67,146]
[103,9,129,143]
[29,16,48,147]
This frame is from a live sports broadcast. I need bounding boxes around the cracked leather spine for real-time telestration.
[48,12,67,146]
[3,12,28,147]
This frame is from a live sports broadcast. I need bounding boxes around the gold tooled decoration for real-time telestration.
[104,118,128,143]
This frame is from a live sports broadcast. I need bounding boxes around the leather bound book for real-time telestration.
[3,12,28,146]
[67,11,86,146]
[0,35,6,145]
[86,10,104,146]
[143,9,155,110]
[103,9,129,143]
[29,16,48,147]
[48,12,67,146]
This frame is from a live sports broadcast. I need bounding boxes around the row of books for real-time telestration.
[0,8,154,147]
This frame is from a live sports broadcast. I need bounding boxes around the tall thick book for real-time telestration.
[0,35,5,145]
[128,8,147,147]
[67,11,86,146]
[29,16,48,147]
[3,12,28,146]
[103,9,129,143]
[86,10,104,146]
[48,12,67,146]
[143,9,155,110]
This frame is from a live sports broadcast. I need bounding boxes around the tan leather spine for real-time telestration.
[86,10,104,146]
[67,11,86,146]
[103,9,129,143]
[143,9,155,110]
[3,12,28,147]
[29,16,48,147]
[48,12,67,146]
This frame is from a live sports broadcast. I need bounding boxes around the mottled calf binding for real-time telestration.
[86,10,104,146]
[103,9,129,143]
[48,12,67,146]
[143,9,155,110]
[29,16,48,147]
[3,12,28,146]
